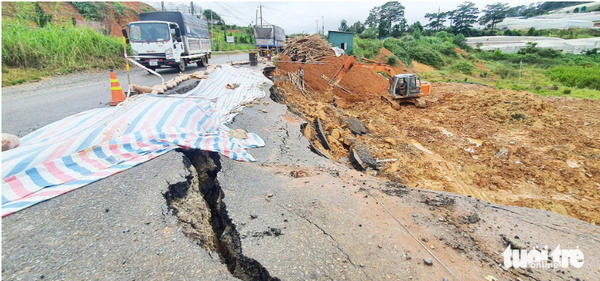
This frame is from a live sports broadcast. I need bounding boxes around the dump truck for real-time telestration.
[328,56,431,108]
[123,12,211,72]
[254,24,285,56]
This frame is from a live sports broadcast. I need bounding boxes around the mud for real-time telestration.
[274,51,600,225]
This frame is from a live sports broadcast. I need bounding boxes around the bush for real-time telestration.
[451,60,475,75]
[435,42,458,57]
[386,55,398,66]
[493,64,519,79]
[547,66,600,90]
[71,2,103,21]
[354,37,383,59]
[435,31,449,40]
[407,44,444,69]
[113,2,126,15]
[453,34,469,50]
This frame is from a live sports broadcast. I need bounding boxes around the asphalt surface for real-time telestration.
[1,53,249,137]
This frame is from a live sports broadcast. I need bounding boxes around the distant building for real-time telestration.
[550,2,600,14]
[328,31,354,55]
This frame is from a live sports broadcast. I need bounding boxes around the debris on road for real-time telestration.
[1,133,20,151]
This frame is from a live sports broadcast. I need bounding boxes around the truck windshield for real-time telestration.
[129,23,171,42]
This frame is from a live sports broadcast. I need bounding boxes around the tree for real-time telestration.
[203,9,223,25]
[479,2,509,30]
[365,1,405,35]
[390,24,402,37]
[452,1,479,35]
[407,21,423,34]
[399,18,408,33]
[379,19,390,38]
[350,21,365,34]
[339,19,349,32]
[359,26,378,39]
[424,11,447,31]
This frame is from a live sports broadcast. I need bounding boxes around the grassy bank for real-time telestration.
[353,32,600,100]
[2,21,127,86]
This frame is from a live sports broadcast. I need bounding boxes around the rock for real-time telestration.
[340,116,368,135]
[422,237,429,242]
[314,118,331,150]
[412,212,418,217]
[466,213,480,223]
[383,137,396,146]
[423,258,433,265]
[228,129,247,140]
[501,235,527,250]
[494,147,508,159]
[2,133,20,151]
[348,141,377,171]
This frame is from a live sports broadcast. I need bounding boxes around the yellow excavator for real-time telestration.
[327,56,431,108]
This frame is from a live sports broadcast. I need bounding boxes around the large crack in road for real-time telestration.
[163,149,280,281]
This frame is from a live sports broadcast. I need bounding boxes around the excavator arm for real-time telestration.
[328,56,397,88]
[326,55,430,109]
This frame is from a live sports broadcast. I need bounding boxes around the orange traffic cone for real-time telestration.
[109,69,126,106]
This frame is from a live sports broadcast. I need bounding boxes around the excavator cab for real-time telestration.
[389,74,424,99]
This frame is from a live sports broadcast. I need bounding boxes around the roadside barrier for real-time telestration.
[109,69,126,106]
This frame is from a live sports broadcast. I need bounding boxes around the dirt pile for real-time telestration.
[281,34,333,62]
[274,50,600,225]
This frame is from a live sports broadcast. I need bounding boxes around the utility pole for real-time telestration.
[259,4,263,26]
[161,1,165,11]
[190,2,194,16]
[322,16,324,35]
[211,12,213,49]
[256,9,258,27]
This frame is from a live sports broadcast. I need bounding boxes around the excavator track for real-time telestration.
[406,97,427,108]
[380,96,426,110]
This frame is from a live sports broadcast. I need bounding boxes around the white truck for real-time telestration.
[123,12,211,72]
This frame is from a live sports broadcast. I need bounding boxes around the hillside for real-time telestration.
[1,2,156,37]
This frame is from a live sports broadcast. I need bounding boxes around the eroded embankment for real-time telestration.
[163,149,280,281]
[272,60,600,225]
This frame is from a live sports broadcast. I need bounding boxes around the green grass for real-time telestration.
[2,21,127,86]
[546,65,600,90]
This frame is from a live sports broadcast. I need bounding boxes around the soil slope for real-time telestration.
[276,52,600,225]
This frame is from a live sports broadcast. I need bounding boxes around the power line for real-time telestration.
[262,6,320,19]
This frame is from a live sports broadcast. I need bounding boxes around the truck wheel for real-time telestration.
[178,60,186,72]
[147,66,157,74]
[196,56,207,67]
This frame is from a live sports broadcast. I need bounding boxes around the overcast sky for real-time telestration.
[145,1,529,35]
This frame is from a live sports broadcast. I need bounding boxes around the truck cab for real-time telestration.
[128,21,186,71]
[125,12,212,73]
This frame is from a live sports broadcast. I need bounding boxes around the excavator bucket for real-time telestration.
[380,95,401,111]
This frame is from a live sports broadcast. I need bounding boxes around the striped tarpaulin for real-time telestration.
[2,64,271,216]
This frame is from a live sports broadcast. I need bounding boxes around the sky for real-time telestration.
[144,1,529,35]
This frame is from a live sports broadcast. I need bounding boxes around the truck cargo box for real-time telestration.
[140,12,209,39]
[254,24,286,49]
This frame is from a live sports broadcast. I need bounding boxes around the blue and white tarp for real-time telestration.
[2,64,271,216]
